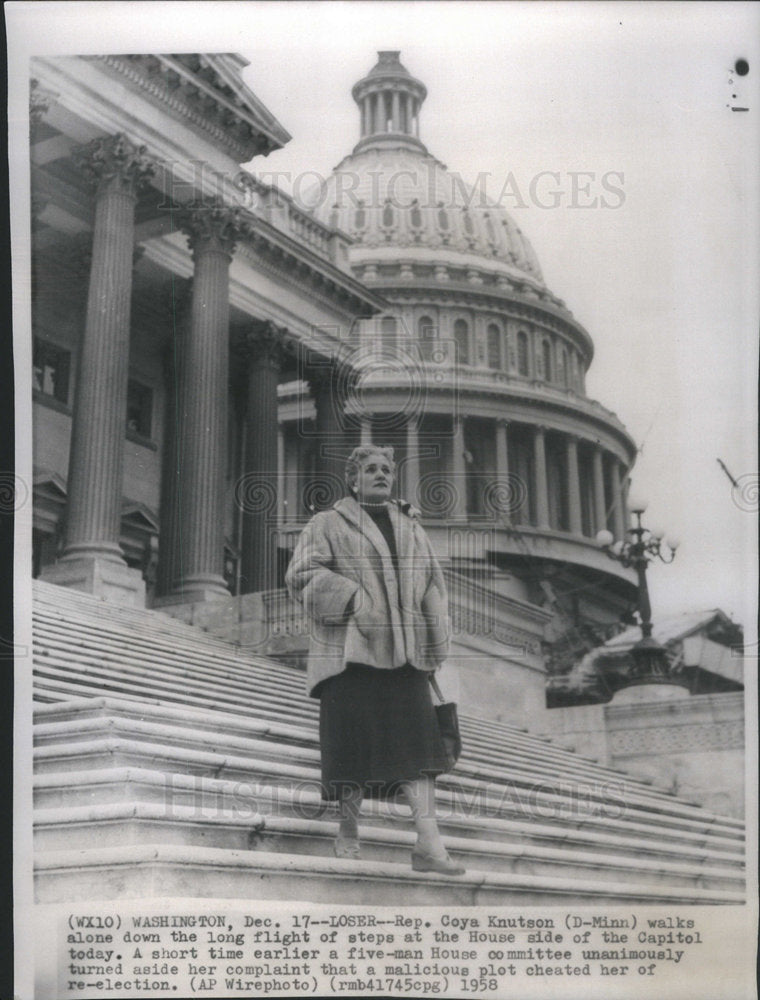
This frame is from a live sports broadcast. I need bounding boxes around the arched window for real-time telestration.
[454,319,469,364]
[382,200,394,228]
[410,200,422,229]
[487,323,501,369]
[517,330,530,376]
[542,339,553,382]
[418,315,435,361]
[380,316,397,351]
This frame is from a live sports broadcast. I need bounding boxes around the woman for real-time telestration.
[285,445,465,875]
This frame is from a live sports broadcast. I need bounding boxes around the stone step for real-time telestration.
[33,631,317,724]
[33,767,745,868]
[33,592,675,777]
[32,709,743,835]
[33,586,730,808]
[32,694,671,802]
[33,740,745,856]
[34,843,746,907]
[33,803,743,891]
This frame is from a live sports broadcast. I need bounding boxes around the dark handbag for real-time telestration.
[429,674,462,767]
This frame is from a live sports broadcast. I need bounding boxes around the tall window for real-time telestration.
[437,205,449,231]
[453,319,469,364]
[487,323,501,369]
[127,379,153,439]
[382,200,395,228]
[542,339,553,382]
[517,330,530,376]
[410,200,422,229]
[380,316,397,352]
[418,315,435,361]
[33,337,70,405]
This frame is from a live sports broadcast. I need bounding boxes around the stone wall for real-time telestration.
[537,689,745,818]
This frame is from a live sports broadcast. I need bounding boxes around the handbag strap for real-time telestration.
[428,673,446,704]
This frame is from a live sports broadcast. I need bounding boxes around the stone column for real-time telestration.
[592,445,607,534]
[237,322,286,594]
[452,416,467,519]
[165,204,244,602]
[532,426,550,529]
[405,415,420,505]
[494,419,511,516]
[43,134,154,606]
[392,90,401,131]
[155,286,192,599]
[565,435,583,535]
[621,468,632,535]
[611,458,626,542]
[277,424,285,522]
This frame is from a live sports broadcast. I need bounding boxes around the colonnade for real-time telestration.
[359,89,420,138]
[314,413,630,539]
[46,132,349,605]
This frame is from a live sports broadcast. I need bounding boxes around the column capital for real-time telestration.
[74,133,156,198]
[305,355,357,400]
[235,320,291,373]
[180,202,247,259]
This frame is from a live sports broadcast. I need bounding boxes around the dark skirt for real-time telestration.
[318,662,450,800]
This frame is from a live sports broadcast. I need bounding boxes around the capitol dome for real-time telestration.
[290,51,639,660]
[311,51,544,286]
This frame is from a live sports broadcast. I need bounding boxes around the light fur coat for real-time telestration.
[285,497,450,696]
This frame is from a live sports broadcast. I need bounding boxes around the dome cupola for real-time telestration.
[351,50,428,155]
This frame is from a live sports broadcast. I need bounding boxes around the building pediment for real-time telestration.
[90,53,291,163]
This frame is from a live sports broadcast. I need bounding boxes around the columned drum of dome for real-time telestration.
[287,50,640,695]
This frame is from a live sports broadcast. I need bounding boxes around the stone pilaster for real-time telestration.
[566,435,582,535]
[43,134,154,606]
[237,322,287,594]
[592,445,607,534]
[166,203,244,602]
[532,425,550,529]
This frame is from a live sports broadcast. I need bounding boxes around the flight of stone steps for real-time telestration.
[32,580,746,906]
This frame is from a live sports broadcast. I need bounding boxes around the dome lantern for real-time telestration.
[351,50,428,154]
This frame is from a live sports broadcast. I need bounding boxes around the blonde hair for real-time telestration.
[345,445,395,491]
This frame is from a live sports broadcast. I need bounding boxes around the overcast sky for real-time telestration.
[9,1,759,631]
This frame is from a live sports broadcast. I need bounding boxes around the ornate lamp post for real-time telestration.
[596,498,680,683]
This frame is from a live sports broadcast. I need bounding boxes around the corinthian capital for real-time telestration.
[234,320,290,373]
[74,133,156,197]
[180,203,246,259]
